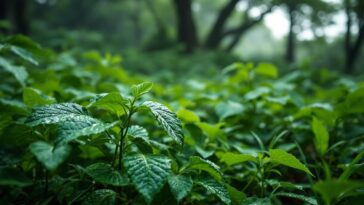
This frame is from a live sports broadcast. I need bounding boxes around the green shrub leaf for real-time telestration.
[168,174,193,202]
[25,103,91,126]
[312,117,329,156]
[143,101,184,145]
[29,141,70,170]
[82,189,117,205]
[131,82,153,98]
[269,149,313,176]
[185,156,222,180]
[85,163,128,186]
[195,176,231,205]
[123,154,171,203]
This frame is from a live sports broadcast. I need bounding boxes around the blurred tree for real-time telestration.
[173,0,274,53]
[173,0,198,52]
[278,0,333,64]
[344,0,364,74]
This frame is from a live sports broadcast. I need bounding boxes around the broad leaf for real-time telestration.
[0,56,28,86]
[88,92,127,116]
[26,103,91,126]
[85,163,128,186]
[131,82,153,98]
[195,177,231,205]
[56,121,118,145]
[312,117,329,156]
[23,87,55,107]
[168,174,193,202]
[269,149,313,176]
[123,154,171,203]
[143,101,184,145]
[82,189,117,205]
[226,184,246,205]
[216,152,256,166]
[177,108,200,123]
[242,197,272,205]
[185,156,222,180]
[10,45,39,66]
[255,63,278,78]
[29,141,70,170]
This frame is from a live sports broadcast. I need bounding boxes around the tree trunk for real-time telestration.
[173,0,198,53]
[204,0,240,49]
[14,0,29,35]
[285,4,296,63]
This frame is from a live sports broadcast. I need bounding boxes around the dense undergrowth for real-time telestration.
[0,35,364,205]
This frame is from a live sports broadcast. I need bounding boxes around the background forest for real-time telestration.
[1,0,364,205]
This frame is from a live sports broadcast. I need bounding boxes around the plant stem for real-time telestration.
[118,99,135,171]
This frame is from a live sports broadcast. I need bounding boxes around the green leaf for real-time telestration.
[123,154,171,203]
[185,156,222,180]
[242,197,272,205]
[85,163,128,186]
[82,189,117,205]
[269,149,313,176]
[313,179,364,205]
[29,141,71,170]
[25,103,91,126]
[88,92,127,116]
[177,108,200,123]
[0,56,28,86]
[56,121,118,145]
[216,152,256,166]
[143,101,184,145]
[312,117,329,156]
[131,82,153,98]
[9,45,39,66]
[23,87,55,107]
[127,125,149,139]
[275,192,317,205]
[226,184,246,205]
[255,63,278,78]
[215,101,245,120]
[168,174,193,202]
[196,122,224,139]
[195,176,231,205]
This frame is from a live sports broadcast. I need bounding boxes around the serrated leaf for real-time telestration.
[9,45,39,66]
[269,149,313,176]
[216,152,256,166]
[82,189,117,205]
[0,56,28,86]
[123,154,171,203]
[56,121,118,145]
[275,192,317,205]
[29,141,70,170]
[88,92,127,116]
[127,125,149,139]
[168,174,193,202]
[85,163,128,186]
[186,156,222,180]
[143,101,184,145]
[195,177,231,205]
[312,117,329,156]
[23,87,55,107]
[25,103,91,126]
[131,82,153,98]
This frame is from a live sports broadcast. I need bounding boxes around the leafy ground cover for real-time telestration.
[1,36,364,205]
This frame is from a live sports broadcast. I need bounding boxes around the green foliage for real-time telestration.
[1,36,364,205]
